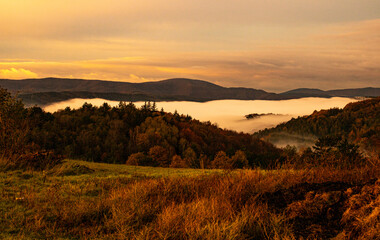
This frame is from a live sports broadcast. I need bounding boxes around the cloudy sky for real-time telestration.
[0,0,379,92]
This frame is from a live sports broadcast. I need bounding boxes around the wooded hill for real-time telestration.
[0,86,281,169]
[255,97,380,156]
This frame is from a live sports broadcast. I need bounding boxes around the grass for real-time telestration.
[0,159,379,239]
[54,159,224,178]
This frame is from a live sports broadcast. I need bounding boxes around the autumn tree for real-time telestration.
[126,152,147,166]
[148,145,170,167]
[170,155,188,168]
[183,147,198,168]
[211,151,231,169]
[0,88,27,157]
[230,150,248,169]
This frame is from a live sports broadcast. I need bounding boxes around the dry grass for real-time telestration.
[0,160,379,239]
[339,179,380,240]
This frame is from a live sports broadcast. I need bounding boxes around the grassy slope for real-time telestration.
[55,159,223,179]
[1,160,379,239]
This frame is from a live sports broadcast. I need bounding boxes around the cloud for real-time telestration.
[0,68,38,79]
[1,0,379,42]
[0,7,380,92]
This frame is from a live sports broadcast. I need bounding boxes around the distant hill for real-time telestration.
[280,88,333,98]
[0,78,278,105]
[327,87,380,97]
[0,77,379,106]
[255,97,380,155]
[280,87,380,98]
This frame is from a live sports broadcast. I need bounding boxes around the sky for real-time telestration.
[0,0,379,92]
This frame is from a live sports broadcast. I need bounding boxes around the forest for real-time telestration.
[1,87,282,170]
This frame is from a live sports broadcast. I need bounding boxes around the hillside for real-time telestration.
[1,77,379,106]
[255,97,380,155]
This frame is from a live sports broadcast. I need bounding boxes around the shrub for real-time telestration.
[148,146,170,167]
[210,151,231,169]
[126,152,147,166]
[4,150,63,171]
[170,155,188,168]
[230,150,249,169]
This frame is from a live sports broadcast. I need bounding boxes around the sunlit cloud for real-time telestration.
[0,68,38,79]
[0,0,379,91]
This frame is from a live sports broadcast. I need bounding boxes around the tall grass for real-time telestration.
[1,162,379,239]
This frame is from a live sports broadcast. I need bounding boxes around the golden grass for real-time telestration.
[0,160,379,239]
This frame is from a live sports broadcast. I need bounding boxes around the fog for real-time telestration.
[44,97,357,134]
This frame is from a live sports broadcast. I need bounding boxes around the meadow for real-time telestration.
[1,159,379,239]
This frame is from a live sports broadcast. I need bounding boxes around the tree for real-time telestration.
[199,154,209,169]
[148,145,170,167]
[170,155,188,168]
[126,152,147,166]
[211,151,231,169]
[230,150,248,169]
[0,87,27,156]
[183,147,198,168]
[307,136,365,168]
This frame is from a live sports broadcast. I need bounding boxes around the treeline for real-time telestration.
[0,87,281,169]
[256,97,380,156]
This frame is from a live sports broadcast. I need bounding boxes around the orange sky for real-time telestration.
[0,0,379,92]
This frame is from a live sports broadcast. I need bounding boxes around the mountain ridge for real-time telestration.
[0,77,379,106]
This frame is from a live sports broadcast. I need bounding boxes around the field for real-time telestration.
[1,159,379,239]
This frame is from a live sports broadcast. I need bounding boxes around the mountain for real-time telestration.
[0,77,273,99]
[0,77,379,106]
[0,78,278,105]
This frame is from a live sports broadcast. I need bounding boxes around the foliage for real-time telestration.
[126,152,148,166]
[0,87,27,156]
[24,100,281,169]
[170,155,188,168]
[211,151,231,169]
[281,135,366,169]
[231,150,249,169]
[0,88,62,170]
[148,145,170,167]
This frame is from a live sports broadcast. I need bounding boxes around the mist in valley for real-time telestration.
[44,97,357,134]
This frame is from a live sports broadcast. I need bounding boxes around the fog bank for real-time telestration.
[44,97,357,134]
